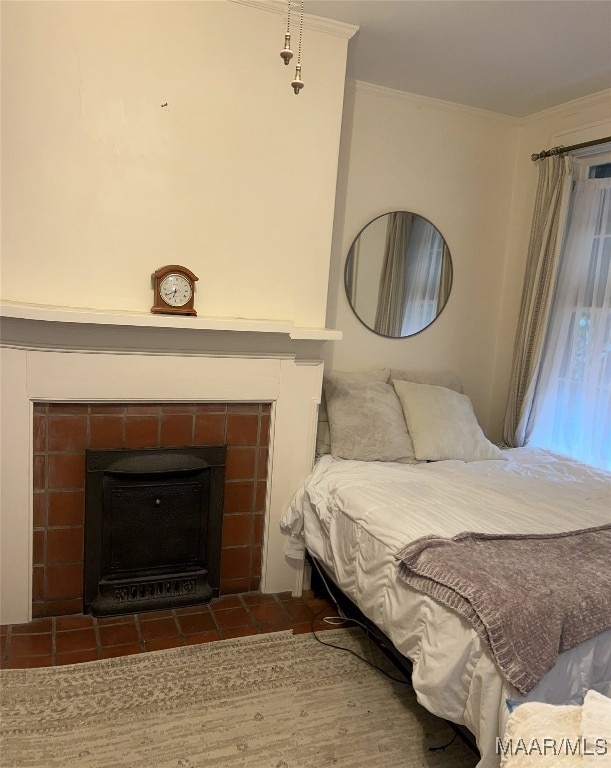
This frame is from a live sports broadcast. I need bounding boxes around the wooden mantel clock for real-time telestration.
[151,265,199,316]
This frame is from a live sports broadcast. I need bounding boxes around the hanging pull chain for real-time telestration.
[280,0,293,65]
[291,0,304,94]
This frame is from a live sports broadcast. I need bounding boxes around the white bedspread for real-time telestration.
[282,448,611,768]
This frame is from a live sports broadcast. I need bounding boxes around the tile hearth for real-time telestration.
[0,591,341,669]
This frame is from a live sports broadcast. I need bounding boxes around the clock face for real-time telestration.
[159,274,192,307]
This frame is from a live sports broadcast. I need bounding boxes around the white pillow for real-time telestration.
[392,379,504,462]
[323,368,390,398]
[317,369,390,455]
[390,369,463,394]
[325,380,416,462]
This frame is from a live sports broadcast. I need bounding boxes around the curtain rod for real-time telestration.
[531,135,611,162]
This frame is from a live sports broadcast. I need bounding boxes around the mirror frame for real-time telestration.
[344,211,453,339]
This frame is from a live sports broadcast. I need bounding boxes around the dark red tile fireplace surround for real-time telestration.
[32,402,270,619]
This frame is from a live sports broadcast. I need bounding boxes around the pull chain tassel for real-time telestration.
[291,0,304,94]
[280,33,293,64]
[291,63,304,94]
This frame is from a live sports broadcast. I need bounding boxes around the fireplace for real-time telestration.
[0,310,333,626]
[84,445,226,616]
[31,401,270,619]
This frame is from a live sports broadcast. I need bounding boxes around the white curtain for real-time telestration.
[401,217,443,336]
[503,156,573,447]
[374,212,413,336]
[529,178,611,470]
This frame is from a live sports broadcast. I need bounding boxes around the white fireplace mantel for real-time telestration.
[0,301,343,339]
[0,301,341,357]
[0,303,340,624]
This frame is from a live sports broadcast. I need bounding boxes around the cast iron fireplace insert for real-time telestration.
[84,445,225,617]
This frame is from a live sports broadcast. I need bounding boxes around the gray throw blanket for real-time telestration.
[395,524,611,695]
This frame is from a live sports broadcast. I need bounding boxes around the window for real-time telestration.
[530,149,611,470]
[589,161,611,179]
[574,150,611,180]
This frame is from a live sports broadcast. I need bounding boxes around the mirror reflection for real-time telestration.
[345,211,453,338]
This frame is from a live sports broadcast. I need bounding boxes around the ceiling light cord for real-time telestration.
[280,0,293,65]
[291,1,305,94]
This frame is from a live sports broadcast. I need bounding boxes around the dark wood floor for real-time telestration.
[0,590,340,669]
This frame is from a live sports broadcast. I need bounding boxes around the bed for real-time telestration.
[281,370,611,768]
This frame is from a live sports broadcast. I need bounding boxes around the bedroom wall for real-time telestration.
[325,82,611,442]
[0,0,354,328]
[325,81,519,440]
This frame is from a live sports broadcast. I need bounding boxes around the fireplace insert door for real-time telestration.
[84,446,225,616]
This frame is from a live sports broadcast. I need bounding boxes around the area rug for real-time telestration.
[0,628,477,767]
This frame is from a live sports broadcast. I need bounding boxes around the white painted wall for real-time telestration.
[326,82,519,440]
[325,82,611,442]
[1,0,353,327]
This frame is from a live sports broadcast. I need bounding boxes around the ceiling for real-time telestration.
[304,0,611,117]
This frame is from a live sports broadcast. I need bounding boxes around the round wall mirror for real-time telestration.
[344,211,453,338]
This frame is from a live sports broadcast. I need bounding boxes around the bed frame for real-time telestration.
[308,553,480,757]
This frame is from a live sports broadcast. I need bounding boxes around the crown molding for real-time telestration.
[522,88,611,124]
[351,80,518,124]
[227,0,358,39]
[350,81,611,126]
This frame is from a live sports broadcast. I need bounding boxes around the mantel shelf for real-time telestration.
[0,302,342,342]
